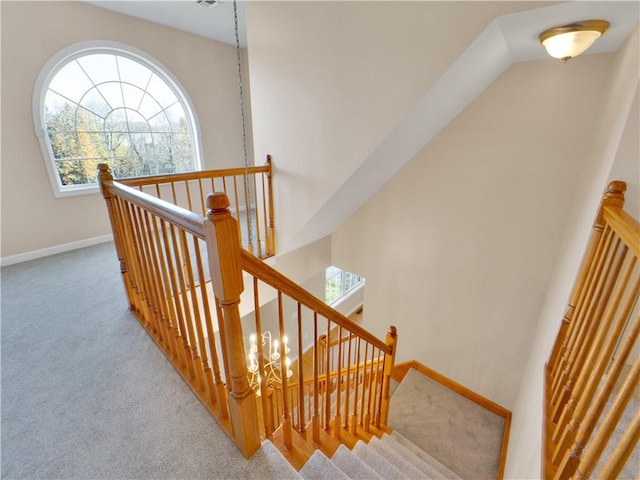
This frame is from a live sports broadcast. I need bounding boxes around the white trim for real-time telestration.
[1,234,113,267]
[32,40,204,198]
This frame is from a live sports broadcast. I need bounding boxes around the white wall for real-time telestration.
[1,2,250,258]
[332,53,615,410]
[245,0,552,255]
[505,27,639,480]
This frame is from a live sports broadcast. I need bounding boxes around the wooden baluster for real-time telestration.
[194,237,228,418]
[297,303,305,436]
[350,337,361,435]
[370,348,381,428]
[198,179,206,216]
[380,326,398,427]
[343,333,353,430]
[231,176,243,248]
[364,344,375,432]
[205,192,259,459]
[276,292,292,448]
[572,357,640,480]
[334,326,344,440]
[253,174,263,258]
[98,164,136,310]
[242,173,254,255]
[554,311,639,480]
[552,254,636,455]
[360,342,369,427]
[595,408,640,480]
[142,212,174,357]
[214,297,232,389]
[168,224,197,381]
[253,276,273,438]
[150,216,181,365]
[266,155,276,256]
[325,318,331,431]
[312,313,320,443]
[260,172,268,257]
[181,231,209,393]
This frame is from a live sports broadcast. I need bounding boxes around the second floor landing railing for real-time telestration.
[98,163,397,460]
[117,156,275,259]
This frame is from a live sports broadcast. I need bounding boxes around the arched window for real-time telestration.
[33,41,202,197]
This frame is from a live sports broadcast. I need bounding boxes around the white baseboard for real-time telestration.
[1,234,114,267]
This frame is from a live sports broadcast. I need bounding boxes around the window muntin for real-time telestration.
[325,266,364,305]
[34,43,202,197]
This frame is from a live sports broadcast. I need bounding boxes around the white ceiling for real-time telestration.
[85,1,638,60]
[85,0,248,47]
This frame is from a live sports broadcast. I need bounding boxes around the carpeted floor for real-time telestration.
[0,242,289,479]
[388,368,506,479]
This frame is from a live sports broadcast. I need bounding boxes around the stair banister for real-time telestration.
[205,192,261,458]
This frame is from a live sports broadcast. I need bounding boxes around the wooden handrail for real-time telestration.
[101,174,206,239]
[118,165,270,187]
[240,250,391,354]
[602,205,640,258]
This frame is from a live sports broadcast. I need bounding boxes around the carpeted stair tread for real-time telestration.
[251,440,303,480]
[388,368,504,479]
[331,444,383,480]
[390,431,462,479]
[352,440,409,479]
[299,449,349,480]
[369,436,433,479]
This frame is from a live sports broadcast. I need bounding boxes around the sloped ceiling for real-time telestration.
[286,1,640,251]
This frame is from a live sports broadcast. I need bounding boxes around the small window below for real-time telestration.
[33,42,202,197]
[325,266,364,305]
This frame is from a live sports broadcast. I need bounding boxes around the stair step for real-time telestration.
[270,426,317,471]
[352,440,409,479]
[256,440,303,480]
[369,436,430,479]
[378,434,452,480]
[331,444,383,480]
[299,450,349,480]
[391,431,462,479]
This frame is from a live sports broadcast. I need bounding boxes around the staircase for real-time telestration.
[259,365,510,479]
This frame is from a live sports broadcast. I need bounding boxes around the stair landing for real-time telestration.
[388,364,510,479]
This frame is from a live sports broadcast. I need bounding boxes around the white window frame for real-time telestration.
[33,41,203,198]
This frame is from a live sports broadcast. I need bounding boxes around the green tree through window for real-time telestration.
[38,47,200,193]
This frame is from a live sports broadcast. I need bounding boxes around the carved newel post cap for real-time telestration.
[98,163,111,174]
[207,192,230,212]
[606,181,626,195]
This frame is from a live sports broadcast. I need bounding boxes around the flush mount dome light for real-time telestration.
[539,20,610,61]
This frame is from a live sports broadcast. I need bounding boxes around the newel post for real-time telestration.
[205,192,260,459]
[97,164,135,310]
[379,325,398,427]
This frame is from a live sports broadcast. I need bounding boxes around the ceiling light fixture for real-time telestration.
[539,20,610,62]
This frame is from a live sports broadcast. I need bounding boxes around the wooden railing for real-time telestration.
[98,162,397,460]
[240,250,397,447]
[118,156,275,259]
[544,181,639,480]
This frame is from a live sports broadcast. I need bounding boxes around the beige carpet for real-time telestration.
[388,368,506,479]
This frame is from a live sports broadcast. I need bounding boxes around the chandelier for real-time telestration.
[247,331,293,393]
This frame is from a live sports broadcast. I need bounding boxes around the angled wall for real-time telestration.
[331,53,615,410]
[245,1,551,255]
